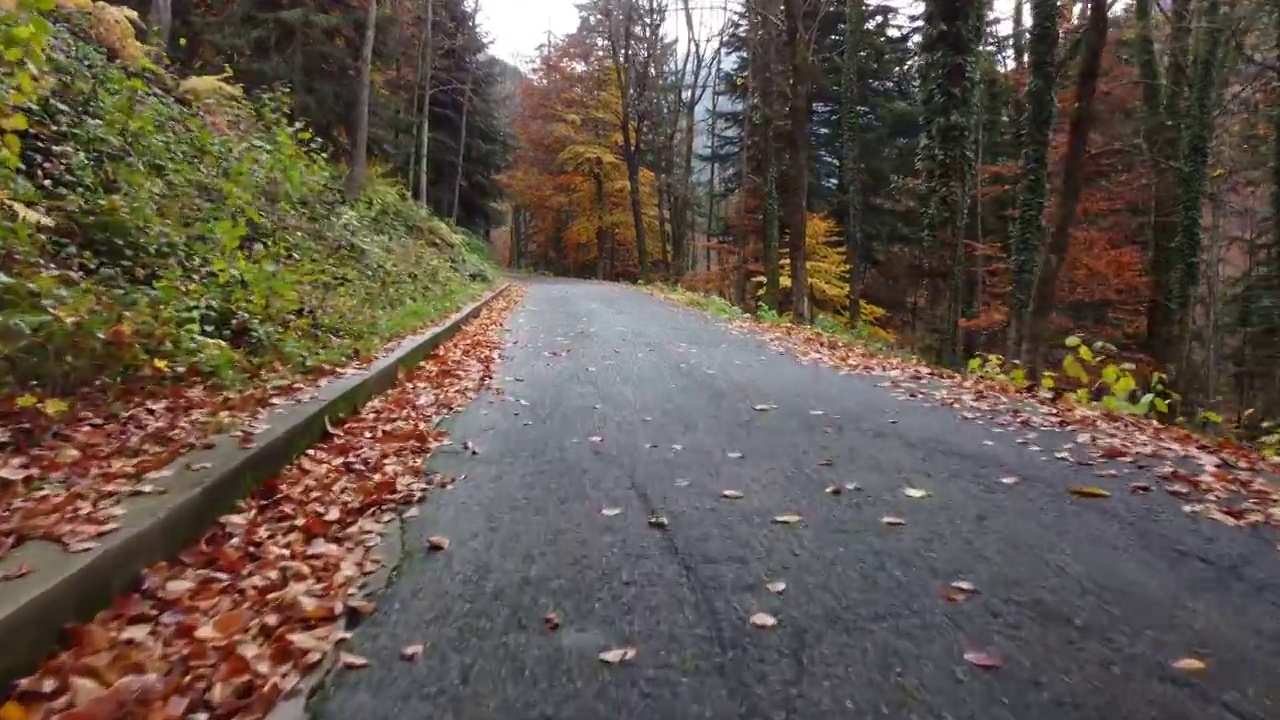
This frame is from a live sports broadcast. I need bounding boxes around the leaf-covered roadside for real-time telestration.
[658,288,1280,536]
[0,287,522,720]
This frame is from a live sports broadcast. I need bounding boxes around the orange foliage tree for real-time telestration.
[967,47,1149,348]
[501,33,659,279]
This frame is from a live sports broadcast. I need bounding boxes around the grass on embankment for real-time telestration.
[0,3,497,414]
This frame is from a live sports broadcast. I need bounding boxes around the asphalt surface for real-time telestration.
[313,278,1280,720]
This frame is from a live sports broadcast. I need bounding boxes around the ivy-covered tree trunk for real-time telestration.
[343,0,378,198]
[917,0,986,365]
[1007,0,1058,360]
[1137,0,1194,367]
[1170,0,1225,378]
[841,0,865,325]
[1022,0,1108,372]
[783,0,812,323]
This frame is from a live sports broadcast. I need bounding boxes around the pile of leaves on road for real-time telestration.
[657,288,1280,538]
[0,288,522,720]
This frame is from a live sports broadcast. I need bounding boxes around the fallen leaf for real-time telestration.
[0,563,34,582]
[824,484,842,495]
[880,516,906,526]
[963,649,1002,669]
[943,588,969,602]
[673,478,691,487]
[324,416,343,436]
[765,581,787,594]
[949,580,978,593]
[544,612,561,631]
[400,644,425,661]
[818,458,834,467]
[587,435,603,443]
[598,646,637,664]
[0,701,26,720]
[844,482,861,492]
[601,507,622,517]
[65,540,99,553]
[402,507,420,519]
[721,490,744,499]
[186,462,213,472]
[752,404,775,412]
[426,536,451,551]
[1129,482,1153,494]
[998,476,1020,485]
[726,452,744,459]
[772,514,802,524]
[647,513,669,529]
[339,652,370,669]
[1172,657,1207,672]
[1067,485,1112,498]
[902,487,930,499]
[809,410,825,415]
[749,612,778,628]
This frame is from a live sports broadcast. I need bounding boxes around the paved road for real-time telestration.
[313,278,1280,720]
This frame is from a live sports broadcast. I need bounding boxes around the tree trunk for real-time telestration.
[842,0,865,325]
[1022,0,1108,371]
[451,83,470,224]
[755,0,781,310]
[782,0,810,323]
[343,0,378,199]
[148,0,172,49]
[1007,0,1059,359]
[595,160,607,279]
[1168,0,1225,378]
[417,0,434,207]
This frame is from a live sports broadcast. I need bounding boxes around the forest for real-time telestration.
[500,0,1280,432]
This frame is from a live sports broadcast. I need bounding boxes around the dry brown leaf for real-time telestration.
[765,581,787,594]
[0,562,34,582]
[402,507,420,519]
[902,487,930,499]
[721,490,744,499]
[880,516,906,527]
[1068,485,1112,498]
[426,535,451,551]
[1172,657,1207,672]
[949,580,978,593]
[400,644,424,661]
[543,612,561,631]
[598,646,637,664]
[998,476,1020,485]
[647,513,669,529]
[749,612,778,628]
[962,649,1002,669]
[824,484,842,495]
[600,507,622,517]
[752,404,776,411]
[772,514,802,524]
[587,435,603,443]
[339,652,370,669]
[726,451,744,459]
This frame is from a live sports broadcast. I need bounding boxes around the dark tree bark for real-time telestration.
[343,0,378,198]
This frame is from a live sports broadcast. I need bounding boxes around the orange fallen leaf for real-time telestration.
[880,516,906,526]
[0,562,34,582]
[721,490,744,499]
[765,581,787,594]
[749,612,778,628]
[426,536,451,551]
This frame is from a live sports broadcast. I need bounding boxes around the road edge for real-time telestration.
[0,282,512,690]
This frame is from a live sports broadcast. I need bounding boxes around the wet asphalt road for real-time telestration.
[313,278,1280,720]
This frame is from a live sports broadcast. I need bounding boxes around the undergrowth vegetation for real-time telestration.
[0,3,495,408]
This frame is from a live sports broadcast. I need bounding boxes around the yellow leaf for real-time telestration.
[152,358,169,371]
[15,394,38,409]
[0,700,28,720]
[1067,485,1111,498]
[39,398,69,416]
[0,113,28,132]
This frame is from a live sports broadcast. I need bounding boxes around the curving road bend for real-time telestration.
[311,278,1280,720]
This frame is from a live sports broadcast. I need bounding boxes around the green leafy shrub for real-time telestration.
[1,12,494,400]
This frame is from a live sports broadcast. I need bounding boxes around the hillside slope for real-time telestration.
[0,1,497,411]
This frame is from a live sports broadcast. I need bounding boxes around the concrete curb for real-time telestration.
[0,283,512,690]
